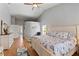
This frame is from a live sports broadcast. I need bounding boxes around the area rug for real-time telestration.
[17,48,30,56]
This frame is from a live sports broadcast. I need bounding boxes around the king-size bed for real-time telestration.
[31,26,79,56]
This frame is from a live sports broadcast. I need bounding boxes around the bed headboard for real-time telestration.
[77,25,79,39]
[48,25,76,34]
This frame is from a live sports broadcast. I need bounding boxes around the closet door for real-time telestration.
[30,22,40,36]
[24,21,40,37]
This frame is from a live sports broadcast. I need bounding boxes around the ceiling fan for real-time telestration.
[24,3,43,10]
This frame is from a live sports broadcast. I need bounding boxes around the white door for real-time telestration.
[24,21,40,37]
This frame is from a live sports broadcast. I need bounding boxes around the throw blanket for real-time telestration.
[53,39,75,56]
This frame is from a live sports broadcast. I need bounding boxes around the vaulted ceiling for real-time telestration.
[8,3,59,18]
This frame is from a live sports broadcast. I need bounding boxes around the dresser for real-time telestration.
[0,34,14,49]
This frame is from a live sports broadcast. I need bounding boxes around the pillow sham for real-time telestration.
[56,32,68,39]
[47,32,57,37]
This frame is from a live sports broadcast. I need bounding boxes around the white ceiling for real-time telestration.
[8,3,59,18]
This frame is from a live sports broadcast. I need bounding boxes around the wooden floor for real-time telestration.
[3,37,38,56]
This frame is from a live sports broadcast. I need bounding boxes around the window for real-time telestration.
[42,25,48,35]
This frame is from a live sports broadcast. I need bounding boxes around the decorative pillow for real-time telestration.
[67,32,75,39]
[56,32,69,39]
[47,32,57,37]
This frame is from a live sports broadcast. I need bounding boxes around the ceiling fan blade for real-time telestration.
[24,3,43,5]
[24,3,33,5]
[32,7,34,10]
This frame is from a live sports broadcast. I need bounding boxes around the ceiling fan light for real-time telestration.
[33,4,38,7]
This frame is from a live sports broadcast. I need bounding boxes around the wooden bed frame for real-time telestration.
[31,26,78,56]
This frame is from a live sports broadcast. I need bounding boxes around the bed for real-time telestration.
[31,26,78,56]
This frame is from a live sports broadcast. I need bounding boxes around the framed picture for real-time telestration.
[1,20,8,35]
[1,20,3,35]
